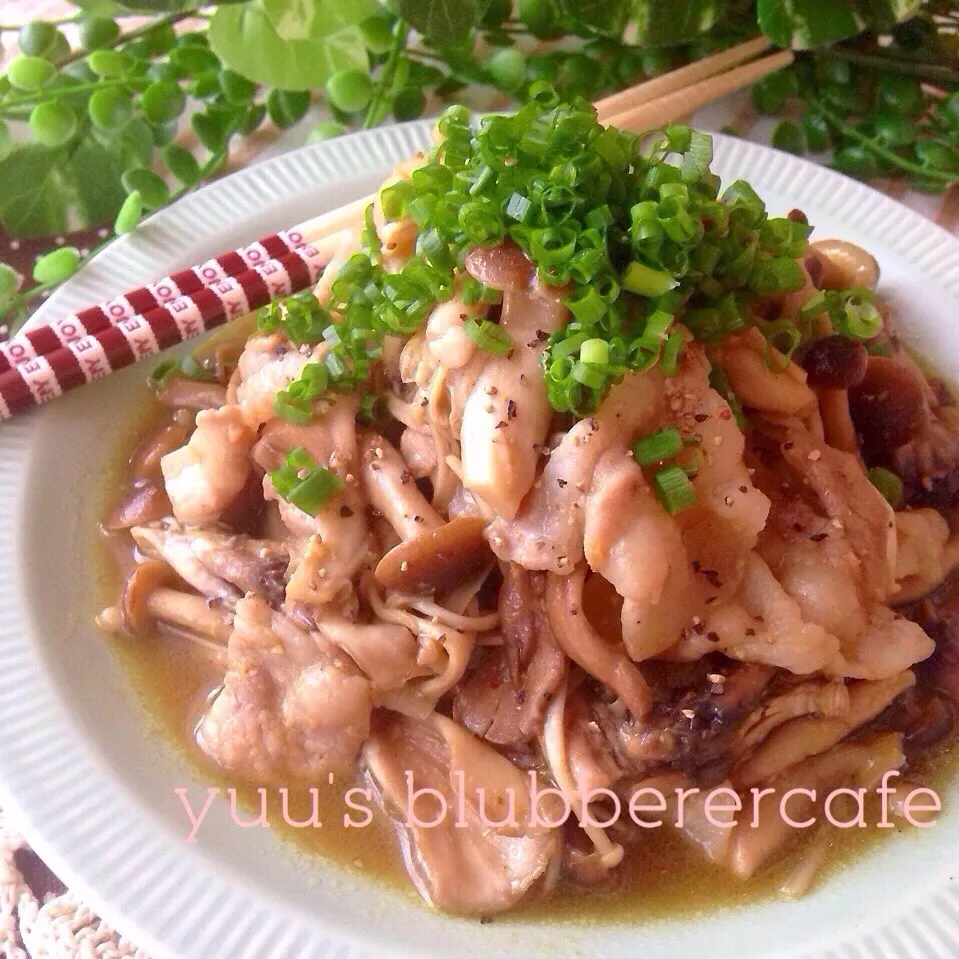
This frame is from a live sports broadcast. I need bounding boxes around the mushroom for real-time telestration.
[106,480,171,530]
[464,241,535,291]
[801,334,868,389]
[809,239,880,291]
[375,516,493,593]
[154,376,228,411]
[358,431,442,540]
[130,421,192,479]
[848,355,926,455]
[121,560,233,642]
[121,560,179,635]
[358,432,495,594]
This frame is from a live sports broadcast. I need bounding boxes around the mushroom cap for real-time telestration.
[374,516,492,594]
[121,560,179,635]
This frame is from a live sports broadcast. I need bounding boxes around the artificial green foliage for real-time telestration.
[0,0,955,331]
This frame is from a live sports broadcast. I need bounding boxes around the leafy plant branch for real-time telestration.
[0,0,958,333]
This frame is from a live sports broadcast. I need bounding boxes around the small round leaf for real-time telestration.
[18,21,57,58]
[308,120,346,142]
[33,247,80,285]
[78,17,120,52]
[29,102,77,147]
[121,168,169,210]
[141,81,186,124]
[7,55,56,91]
[162,144,200,186]
[359,14,394,54]
[88,87,133,129]
[218,69,256,105]
[88,49,134,78]
[392,87,426,122]
[486,48,525,91]
[325,70,373,114]
[170,45,220,78]
[114,190,143,234]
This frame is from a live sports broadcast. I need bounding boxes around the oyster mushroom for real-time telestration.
[121,560,233,642]
[359,431,494,594]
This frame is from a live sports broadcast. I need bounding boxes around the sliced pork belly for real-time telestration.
[198,594,371,781]
[254,399,372,606]
[160,406,255,526]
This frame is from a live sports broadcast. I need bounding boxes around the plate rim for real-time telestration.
[2,120,959,959]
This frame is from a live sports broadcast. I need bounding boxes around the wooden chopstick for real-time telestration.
[606,50,795,133]
[593,36,773,122]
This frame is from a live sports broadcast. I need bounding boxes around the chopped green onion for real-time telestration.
[622,261,679,297]
[270,446,342,515]
[638,309,674,350]
[564,287,607,326]
[680,129,713,183]
[661,331,685,376]
[633,427,683,466]
[505,192,532,222]
[762,318,802,371]
[579,338,609,366]
[679,439,705,476]
[465,317,514,355]
[655,465,697,514]
[867,467,904,510]
[748,256,805,296]
[147,359,179,389]
[180,355,216,381]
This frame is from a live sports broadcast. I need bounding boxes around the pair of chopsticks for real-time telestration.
[0,37,791,421]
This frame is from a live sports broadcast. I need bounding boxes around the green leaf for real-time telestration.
[555,0,627,36]
[263,0,379,40]
[757,0,920,50]
[392,0,486,47]
[209,3,367,89]
[0,264,20,300]
[69,0,128,14]
[0,144,68,237]
[634,0,725,47]
[33,247,80,285]
[61,137,127,226]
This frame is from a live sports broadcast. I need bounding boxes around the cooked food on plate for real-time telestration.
[97,89,959,916]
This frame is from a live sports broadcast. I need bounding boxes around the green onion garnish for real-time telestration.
[661,331,685,376]
[622,261,679,297]
[270,446,342,515]
[762,318,802,371]
[261,90,814,418]
[655,465,697,514]
[799,287,884,342]
[633,427,684,466]
[179,355,216,381]
[147,358,180,389]
[867,467,904,510]
[747,256,805,296]
[464,317,513,355]
[579,338,609,366]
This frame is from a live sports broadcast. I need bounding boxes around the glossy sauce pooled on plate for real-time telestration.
[97,94,959,918]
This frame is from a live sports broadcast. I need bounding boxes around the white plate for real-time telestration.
[2,121,959,959]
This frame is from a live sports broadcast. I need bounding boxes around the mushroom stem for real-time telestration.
[146,589,233,643]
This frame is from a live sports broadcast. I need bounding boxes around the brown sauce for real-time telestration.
[96,392,959,924]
